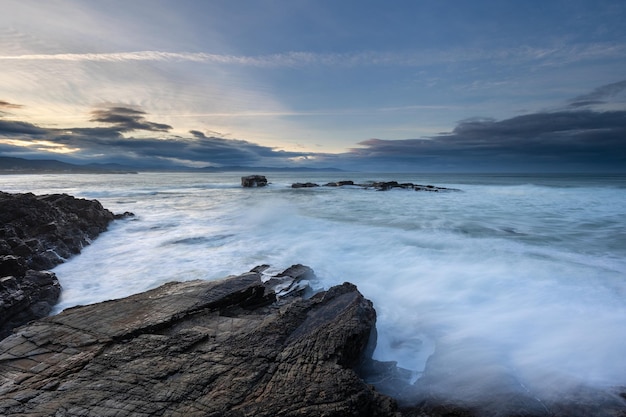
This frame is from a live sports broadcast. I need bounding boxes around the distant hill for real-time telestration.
[194,165,344,173]
[0,156,344,174]
[0,157,137,174]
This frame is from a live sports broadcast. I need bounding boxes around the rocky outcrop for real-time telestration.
[291,182,320,188]
[292,180,460,192]
[325,180,356,187]
[0,192,130,270]
[0,191,132,339]
[241,175,268,187]
[0,266,398,417]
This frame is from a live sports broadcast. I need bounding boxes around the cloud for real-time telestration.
[190,129,230,139]
[90,106,172,133]
[0,104,319,168]
[344,110,626,172]
[0,99,24,118]
[1,42,624,69]
[189,130,207,139]
[0,100,22,110]
[568,80,626,108]
[1,90,625,172]
[0,120,47,135]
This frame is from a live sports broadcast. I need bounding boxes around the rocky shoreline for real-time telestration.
[0,191,132,339]
[0,191,624,416]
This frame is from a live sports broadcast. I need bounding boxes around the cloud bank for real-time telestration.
[0,105,319,168]
[1,80,625,172]
[345,110,626,172]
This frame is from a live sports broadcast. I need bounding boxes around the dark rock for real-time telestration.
[291,182,320,188]
[325,180,356,187]
[414,184,458,192]
[241,175,268,187]
[0,269,60,340]
[372,181,403,191]
[263,263,316,298]
[0,255,27,277]
[0,267,399,417]
[0,191,134,339]
[321,180,460,192]
[114,211,135,219]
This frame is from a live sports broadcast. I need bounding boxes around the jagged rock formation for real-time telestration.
[0,266,398,417]
[0,192,130,270]
[0,191,132,339]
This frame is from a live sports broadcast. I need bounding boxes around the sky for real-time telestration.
[0,0,625,172]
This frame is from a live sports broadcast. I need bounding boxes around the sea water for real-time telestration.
[1,172,625,403]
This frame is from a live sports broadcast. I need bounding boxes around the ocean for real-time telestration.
[2,172,625,403]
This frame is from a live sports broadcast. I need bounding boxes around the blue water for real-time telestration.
[2,172,625,402]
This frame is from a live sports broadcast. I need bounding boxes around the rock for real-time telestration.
[371,181,403,191]
[320,180,460,192]
[0,266,399,417]
[291,182,320,188]
[0,269,60,340]
[325,180,356,187]
[241,175,268,187]
[414,184,455,192]
[263,263,316,297]
[0,191,133,339]
[0,255,27,277]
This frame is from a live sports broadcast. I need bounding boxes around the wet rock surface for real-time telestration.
[0,191,132,339]
[0,266,398,417]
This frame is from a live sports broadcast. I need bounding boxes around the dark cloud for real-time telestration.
[344,110,626,172]
[1,98,624,172]
[189,130,207,139]
[0,100,24,118]
[190,129,229,139]
[90,106,172,132]
[0,105,318,168]
[0,120,47,135]
[568,79,626,108]
[0,100,23,110]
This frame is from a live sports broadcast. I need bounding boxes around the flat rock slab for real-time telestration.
[0,268,397,417]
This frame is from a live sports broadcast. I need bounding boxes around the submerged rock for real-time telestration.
[325,180,356,187]
[0,191,133,339]
[0,266,398,417]
[291,182,319,188]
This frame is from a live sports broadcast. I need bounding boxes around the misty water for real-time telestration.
[2,172,625,405]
